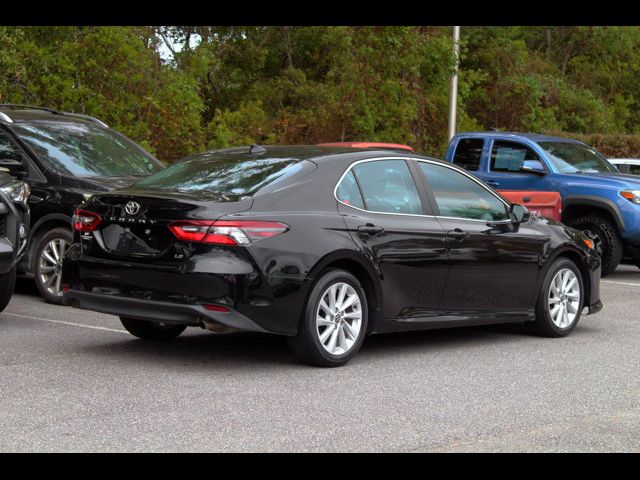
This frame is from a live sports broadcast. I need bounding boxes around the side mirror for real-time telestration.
[519,160,546,176]
[0,158,27,179]
[510,203,530,224]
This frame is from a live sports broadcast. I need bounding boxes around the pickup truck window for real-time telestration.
[539,141,617,174]
[490,141,541,173]
[452,138,484,171]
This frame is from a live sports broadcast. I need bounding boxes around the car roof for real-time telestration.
[455,131,585,144]
[180,145,435,165]
[0,105,107,127]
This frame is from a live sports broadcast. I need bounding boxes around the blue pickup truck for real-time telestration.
[444,132,640,276]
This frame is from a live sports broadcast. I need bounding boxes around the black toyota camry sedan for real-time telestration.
[62,146,602,367]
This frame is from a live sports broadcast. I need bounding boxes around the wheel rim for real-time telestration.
[548,268,581,329]
[316,282,363,356]
[38,237,70,297]
[583,229,603,256]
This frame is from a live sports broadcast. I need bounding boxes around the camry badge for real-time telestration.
[125,201,141,216]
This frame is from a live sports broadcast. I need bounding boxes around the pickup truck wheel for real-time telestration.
[568,214,622,277]
[120,317,186,341]
[0,267,16,313]
[33,227,73,304]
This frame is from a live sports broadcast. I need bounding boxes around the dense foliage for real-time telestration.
[2,26,640,162]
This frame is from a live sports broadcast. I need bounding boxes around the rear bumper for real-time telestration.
[62,290,270,333]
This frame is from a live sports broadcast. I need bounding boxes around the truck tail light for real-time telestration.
[72,209,102,232]
[169,220,288,245]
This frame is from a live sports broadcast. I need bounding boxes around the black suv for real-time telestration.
[0,171,30,312]
[0,105,163,303]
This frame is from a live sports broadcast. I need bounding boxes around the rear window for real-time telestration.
[134,155,311,196]
[452,138,484,171]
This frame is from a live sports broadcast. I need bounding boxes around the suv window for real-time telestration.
[351,160,422,215]
[452,138,484,171]
[336,170,365,209]
[490,140,541,172]
[12,121,161,177]
[419,162,508,221]
[0,130,25,162]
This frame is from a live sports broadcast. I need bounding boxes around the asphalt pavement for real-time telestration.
[1,267,639,452]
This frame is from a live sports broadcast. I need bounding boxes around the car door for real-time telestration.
[0,128,54,227]
[416,160,545,313]
[482,139,556,191]
[336,158,448,320]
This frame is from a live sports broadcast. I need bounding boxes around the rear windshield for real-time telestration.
[12,121,162,177]
[134,155,310,196]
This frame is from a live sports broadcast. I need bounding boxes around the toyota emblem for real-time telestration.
[125,201,141,216]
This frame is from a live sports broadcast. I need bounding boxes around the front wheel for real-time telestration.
[287,269,368,367]
[568,214,622,277]
[120,317,187,341]
[0,267,17,313]
[33,227,73,304]
[530,257,584,337]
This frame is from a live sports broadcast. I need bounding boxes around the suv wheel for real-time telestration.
[530,257,584,337]
[287,269,368,367]
[0,267,16,313]
[120,317,187,340]
[568,214,622,277]
[33,227,73,304]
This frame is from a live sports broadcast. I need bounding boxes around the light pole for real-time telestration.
[448,26,461,141]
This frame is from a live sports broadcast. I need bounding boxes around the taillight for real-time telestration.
[72,209,102,232]
[169,220,288,245]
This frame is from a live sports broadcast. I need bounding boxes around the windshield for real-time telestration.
[539,141,617,174]
[12,121,162,177]
[134,154,308,196]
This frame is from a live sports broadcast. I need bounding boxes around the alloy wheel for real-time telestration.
[316,282,363,356]
[548,268,581,329]
[38,237,70,297]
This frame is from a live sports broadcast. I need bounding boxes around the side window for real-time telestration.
[351,160,422,215]
[336,170,365,209]
[0,130,25,162]
[452,138,484,171]
[630,165,640,175]
[490,140,542,173]
[419,162,508,221]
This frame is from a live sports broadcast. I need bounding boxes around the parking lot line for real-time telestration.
[602,280,640,287]
[1,312,128,334]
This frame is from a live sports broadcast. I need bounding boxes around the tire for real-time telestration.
[530,257,584,337]
[0,267,16,313]
[120,317,187,341]
[567,214,622,277]
[33,227,73,304]
[287,269,368,367]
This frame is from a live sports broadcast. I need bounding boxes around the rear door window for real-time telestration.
[350,160,423,215]
[452,138,484,171]
[336,170,365,209]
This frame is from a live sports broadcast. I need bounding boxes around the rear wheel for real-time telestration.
[287,269,368,367]
[33,227,73,304]
[0,267,16,313]
[120,317,186,341]
[568,214,622,277]
[530,257,584,337]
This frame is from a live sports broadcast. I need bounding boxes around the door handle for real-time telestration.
[357,224,384,236]
[486,180,500,187]
[447,228,470,241]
